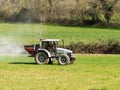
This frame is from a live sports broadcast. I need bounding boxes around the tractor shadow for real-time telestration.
[9,62,37,65]
[9,62,61,66]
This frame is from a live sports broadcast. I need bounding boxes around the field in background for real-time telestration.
[0,23,120,45]
[0,54,120,90]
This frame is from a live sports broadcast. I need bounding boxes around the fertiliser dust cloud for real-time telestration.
[0,23,45,55]
[0,37,26,55]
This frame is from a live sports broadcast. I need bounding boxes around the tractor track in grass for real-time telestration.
[75,54,120,56]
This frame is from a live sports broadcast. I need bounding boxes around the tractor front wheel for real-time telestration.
[58,54,70,65]
[35,52,49,64]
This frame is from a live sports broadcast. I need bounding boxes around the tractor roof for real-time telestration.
[40,39,59,42]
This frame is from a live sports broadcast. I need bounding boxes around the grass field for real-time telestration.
[0,23,120,90]
[0,23,120,45]
[0,54,120,90]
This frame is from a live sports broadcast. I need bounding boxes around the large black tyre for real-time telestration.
[58,54,70,65]
[35,52,49,64]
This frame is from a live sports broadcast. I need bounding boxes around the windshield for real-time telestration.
[41,41,59,52]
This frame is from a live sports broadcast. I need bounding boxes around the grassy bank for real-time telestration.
[0,54,120,90]
[0,23,120,45]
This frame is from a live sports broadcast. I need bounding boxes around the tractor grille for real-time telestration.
[67,53,71,58]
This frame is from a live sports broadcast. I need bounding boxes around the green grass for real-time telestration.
[0,23,120,89]
[0,54,120,90]
[0,23,120,45]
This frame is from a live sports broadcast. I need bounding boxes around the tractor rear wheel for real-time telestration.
[58,54,70,65]
[35,52,49,64]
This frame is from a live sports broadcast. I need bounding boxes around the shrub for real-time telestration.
[66,40,120,54]
[104,40,120,54]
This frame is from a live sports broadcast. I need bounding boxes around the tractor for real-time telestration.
[24,39,76,65]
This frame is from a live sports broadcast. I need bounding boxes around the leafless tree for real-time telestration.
[0,0,120,25]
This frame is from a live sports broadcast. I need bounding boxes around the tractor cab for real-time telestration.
[40,39,59,54]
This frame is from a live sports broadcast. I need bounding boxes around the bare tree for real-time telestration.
[0,0,120,25]
[48,0,53,7]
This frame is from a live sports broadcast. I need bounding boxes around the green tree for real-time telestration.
[99,0,119,24]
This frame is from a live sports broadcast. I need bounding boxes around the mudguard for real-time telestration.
[36,49,51,58]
